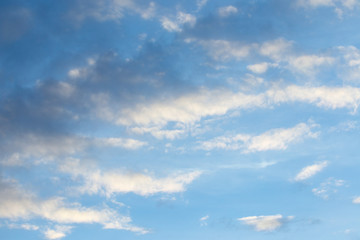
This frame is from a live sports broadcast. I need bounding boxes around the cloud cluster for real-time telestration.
[312,178,345,199]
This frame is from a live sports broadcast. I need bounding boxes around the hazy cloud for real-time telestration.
[238,214,294,231]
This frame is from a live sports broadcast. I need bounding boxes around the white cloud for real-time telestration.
[295,161,328,181]
[289,55,334,75]
[246,122,319,152]
[161,12,196,32]
[43,225,72,240]
[0,178,147,234]
[111,85,360,139]
[352,196,360,204]
[59,158,202,196]
[161,17,182,32]
[131,126,186,140]
[247,62,272,74]
[218,6,238,17]
[312,178,345,199]
[267,85,360,111]
[259,38,293,61]
[99,137,148,149]
[198,122,318,153]
[238,215,294,231]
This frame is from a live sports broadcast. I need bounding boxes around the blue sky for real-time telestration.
[1,0,360,239]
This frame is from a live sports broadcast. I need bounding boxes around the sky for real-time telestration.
[1,0,360,239]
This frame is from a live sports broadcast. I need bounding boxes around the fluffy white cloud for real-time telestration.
[218,6,238,17]
[247,62,274,74]
[289,55,334,75]
[198,122,318,152]
[238,215,294,231]
[43,226,72,240]
[0,178,147,234]
[59,158,201,196]
[295,161,328,181]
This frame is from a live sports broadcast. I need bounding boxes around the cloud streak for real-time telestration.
[295,161,328,181]
[59,158,202,197]
[198,122,319,153]
[238,214,294,231]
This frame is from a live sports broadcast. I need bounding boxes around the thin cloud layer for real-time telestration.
[238,215,294,232]
[59,158,202,196]
[198,122,318,153]
[0,178,148,237]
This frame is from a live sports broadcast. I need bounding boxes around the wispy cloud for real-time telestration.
[295,161,328,181]
[238,214,294,231]
[59,158,202,196]
[198,122,319,153]
[0,178,148,234]
[352,196,360,204]
[312,178,345,199]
